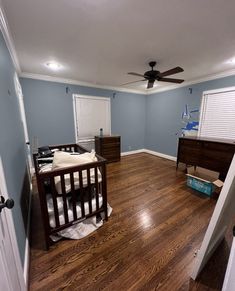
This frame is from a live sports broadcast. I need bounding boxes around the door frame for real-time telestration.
[0,157,26,291]
[14,73,33,174]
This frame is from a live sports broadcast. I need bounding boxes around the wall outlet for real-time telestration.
[128,145,132,150]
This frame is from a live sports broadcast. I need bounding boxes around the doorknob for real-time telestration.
[0,196,14,213]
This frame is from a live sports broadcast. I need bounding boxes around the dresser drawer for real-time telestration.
[95,135,121,163]
[101,137,120,145]
[180,139,201,148]
[177,137,235,176]
[102,143,120,150]
[101,148,120,156]
[203,141,235,152]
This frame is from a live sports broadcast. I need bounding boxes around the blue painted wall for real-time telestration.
[20,78,146,152]
[21,74,235,158]
[0,31,29,265]
[146,75,235,157]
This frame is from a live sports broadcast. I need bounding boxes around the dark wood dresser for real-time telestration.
[95,135,121,163]
[177,136,235,177]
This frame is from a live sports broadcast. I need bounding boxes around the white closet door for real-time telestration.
[73,95,111,141]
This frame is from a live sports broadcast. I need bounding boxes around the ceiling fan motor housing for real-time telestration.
[144,70,160,80]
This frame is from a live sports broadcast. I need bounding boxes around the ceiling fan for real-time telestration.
[124,61,184,89]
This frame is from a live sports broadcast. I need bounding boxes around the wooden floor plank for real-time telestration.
[29,153,232,290]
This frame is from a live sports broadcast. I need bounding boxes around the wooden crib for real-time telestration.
[33,143,108,250]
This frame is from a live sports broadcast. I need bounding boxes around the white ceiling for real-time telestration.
[2,0,235,93]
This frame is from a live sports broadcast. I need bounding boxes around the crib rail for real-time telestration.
[33,143,107,250]
[49,143,87,153]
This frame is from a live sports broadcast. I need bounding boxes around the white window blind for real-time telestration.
[73,95,111,141]
[198,87,235,139]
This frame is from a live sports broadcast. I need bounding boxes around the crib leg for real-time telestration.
[104,205,108,221]
[44,234,50,251]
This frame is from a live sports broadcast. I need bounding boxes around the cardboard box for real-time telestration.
[186,167,223,196]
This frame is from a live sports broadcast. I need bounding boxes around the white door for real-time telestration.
[0,158,25,291]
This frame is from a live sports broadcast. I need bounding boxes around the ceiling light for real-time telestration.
[45,61,62,70]
[227,58,235,64]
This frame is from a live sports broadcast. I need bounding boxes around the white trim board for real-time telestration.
[121,148,176,162]
[146,69,235,95]
[203,85,235,95]
[121,149,145,156]
[191,154,235,280]
[20,72,145,95]
[0,1,21,72]
[23,184,32,287]
[144,149,177,161]
[20,70,235,96]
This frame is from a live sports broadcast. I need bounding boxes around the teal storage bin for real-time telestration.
[187,176,215,196]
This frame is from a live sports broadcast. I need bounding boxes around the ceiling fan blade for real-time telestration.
[128,72,146,78]
[159,67,184,77]
[122,79,146,86]
[147,80,155,89]
[158,77,184,83]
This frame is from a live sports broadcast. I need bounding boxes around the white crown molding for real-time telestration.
[146,69,235,95]
[0,1,21,72]
[21,68,235,96]
[20,72,146,95]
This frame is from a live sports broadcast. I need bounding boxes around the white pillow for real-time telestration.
[52,151,97,170]
[51,151,102,194]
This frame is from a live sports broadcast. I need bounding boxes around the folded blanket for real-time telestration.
[51,151,102,194]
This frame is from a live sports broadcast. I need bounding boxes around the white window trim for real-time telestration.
[198,86,235,138]
[72,94,111,143]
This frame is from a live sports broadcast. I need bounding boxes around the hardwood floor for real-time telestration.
[29,153,233,291]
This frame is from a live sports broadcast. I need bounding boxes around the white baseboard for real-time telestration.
[23,183,32,288]
[144,149,177,161]
[121,148,177,162]
[121,149,145,156]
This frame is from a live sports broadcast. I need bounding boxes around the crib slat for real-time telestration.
[95,167,99,211]
[87,169,92,214]
[101,164,108,220]
[70,173,77,221]
[50,177,60,228]
[79,171,85,217]
[60,175,69,224]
